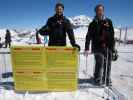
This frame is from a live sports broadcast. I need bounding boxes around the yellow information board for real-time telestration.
[11,45,78,92]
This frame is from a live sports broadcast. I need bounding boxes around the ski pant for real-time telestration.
[93,48,112,83]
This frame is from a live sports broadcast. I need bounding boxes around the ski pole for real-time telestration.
[3,53,7,83]
[85,55,88,77]
[104,48,111,100]
[105,48,108,86]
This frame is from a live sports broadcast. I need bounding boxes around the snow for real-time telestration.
[126,28,133,40]
[1,45,131,100]
[68,15,92,27]
[0,89,107,100]
[0,15,133,100]
[0,15,132,45]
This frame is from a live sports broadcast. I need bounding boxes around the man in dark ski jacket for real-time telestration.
[0,37,3,48]
[84,4,116,86]
[38,3,80,50]
[5,29,11,48]
[35,29,41,44]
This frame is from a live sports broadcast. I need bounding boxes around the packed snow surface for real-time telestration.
[0,15,133,100]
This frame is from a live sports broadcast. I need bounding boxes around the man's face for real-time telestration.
[55,6,64,16]
[96,6,104,17]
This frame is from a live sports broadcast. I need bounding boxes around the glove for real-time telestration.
[72,44,81,51]
[112,49,118,61]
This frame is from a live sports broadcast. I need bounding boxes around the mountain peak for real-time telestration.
[68,15,92,28]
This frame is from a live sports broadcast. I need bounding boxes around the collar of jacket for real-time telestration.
[93,16,106,23]
[54,14,64,20]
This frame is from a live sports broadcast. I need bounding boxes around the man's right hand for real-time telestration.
[84,50,90,57]
[72,44,81,51]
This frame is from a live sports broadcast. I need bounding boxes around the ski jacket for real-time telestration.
[85,17,115,52]
[39,14,76,46]
[5,31,11,43]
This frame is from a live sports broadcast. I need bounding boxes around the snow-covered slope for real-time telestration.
[1,15,132,46]
[69,15,121,38]
[0,29,37,45]
[126,28,133,40]
[1,15,132,100]
[0,29,17,43]
[68,15,92,28]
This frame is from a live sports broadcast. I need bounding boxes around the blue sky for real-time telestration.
[0,0,133,29]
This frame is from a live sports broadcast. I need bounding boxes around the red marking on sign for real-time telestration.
[16,72,24,74]
[32,48,40,50]
[65,48,74,51]
[14,48,22,50]
[33,72,42,74]
[46,48,57,50]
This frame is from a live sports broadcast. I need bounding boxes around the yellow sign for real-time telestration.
[11,45,78,92]
[45,47,78,91]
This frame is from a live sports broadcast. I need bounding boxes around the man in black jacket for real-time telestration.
[0,37,3,48]
[38,3,80,50]
[5,29,11,48]
[84,4,116,86]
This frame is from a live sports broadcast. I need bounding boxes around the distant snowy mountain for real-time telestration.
[0,29,18,43]
[68,15,92,28]
[0,15,132,45]
[0,29,37,44]
[69,15,122,40]
[0,15,133,100]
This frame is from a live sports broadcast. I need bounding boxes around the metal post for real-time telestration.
[105,48,109,100]
[104,48,113,100]
[119,28,122,45]
[3,53,7,83]
[85,55,88,77]
[124,27,128,45]
[104,48,108,86]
